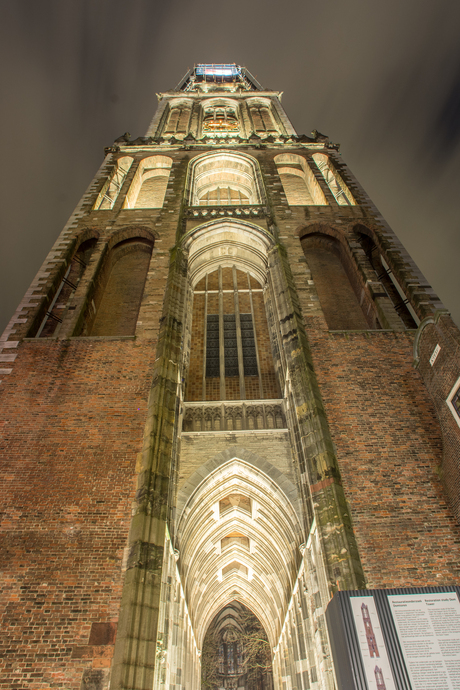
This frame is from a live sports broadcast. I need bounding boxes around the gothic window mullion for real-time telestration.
[218,267,226,400]
[202,274,208,400]
[247,272,264,397]
[165,107,180,134]
[233,265,246,400]
[177,107,190,133]
[261,107,275,132]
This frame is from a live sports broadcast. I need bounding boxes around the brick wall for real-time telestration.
[0,339,156,689]
[89,241,153,336]
[300,236,370,330]
[280,223,460,589]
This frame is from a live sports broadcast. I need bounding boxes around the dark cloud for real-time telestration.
[1,0,460,332]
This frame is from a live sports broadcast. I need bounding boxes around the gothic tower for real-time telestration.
[1,64,460,690]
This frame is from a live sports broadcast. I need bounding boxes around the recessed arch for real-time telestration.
[353,223,417,328]
[123,155,172,209]
[246,96,278,134]
[163,98,193,136]
[182,218,273,287]
[31,231,100,338]
[298,223,374,329]
[187,150,263,207]
[94,156,133,210]
[200,98,241,137]
[107,225,157,251]
[176,456,303,650]
[274,153,327,206]
[85,234,154,336]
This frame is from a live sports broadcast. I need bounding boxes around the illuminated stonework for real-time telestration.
[3,62,460,690]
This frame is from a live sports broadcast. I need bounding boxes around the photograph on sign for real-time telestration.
[388,592,460,690]
[350,596,397,690]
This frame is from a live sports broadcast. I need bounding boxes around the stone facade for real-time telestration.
[1,64,460,690]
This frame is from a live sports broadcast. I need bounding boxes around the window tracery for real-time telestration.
[203,106,239,134]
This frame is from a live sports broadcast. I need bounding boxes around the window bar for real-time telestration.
[202,274,208,401]
[233,265,246,400]
[247,272,264,398]
[218,267,226,400]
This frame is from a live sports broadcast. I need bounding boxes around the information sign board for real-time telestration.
[326,586,460,690]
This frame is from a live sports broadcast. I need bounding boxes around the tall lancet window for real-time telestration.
[186,267,279,402]
[247,98,278,134]
[164,100,192,136]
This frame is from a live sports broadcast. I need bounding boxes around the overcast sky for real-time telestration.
[1,0,459,333]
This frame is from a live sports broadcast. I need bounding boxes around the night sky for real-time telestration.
[1,0,460,333]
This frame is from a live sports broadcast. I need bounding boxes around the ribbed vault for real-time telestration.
[176,458,303,650]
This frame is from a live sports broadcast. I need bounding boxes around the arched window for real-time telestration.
[189,152,261,207]
[312,153,355,205]
[355,225,417,328]
[200,99,240,137]
[203,106,239,135]
[124,156,172,209]
[274,154,327,206]
[32,236,98,338]
[300,230,374,330]
[186,266,278,401]
[85,236,153,336]
[94,157,133,210]
[163,100,192,136]
[247,98,277,134]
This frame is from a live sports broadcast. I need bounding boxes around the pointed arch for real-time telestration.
[182,217,273,286]
[182,219,279,401]
[85,231,154,336]
[176,452,303,649]
[94,156,133,210]
[274,153,327,206]
[298,223,376,329]
[123,155,172,209]
[353,223,417,328]
[187,150,263,207]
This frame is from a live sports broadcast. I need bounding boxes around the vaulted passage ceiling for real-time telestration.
[176,458,303,650]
